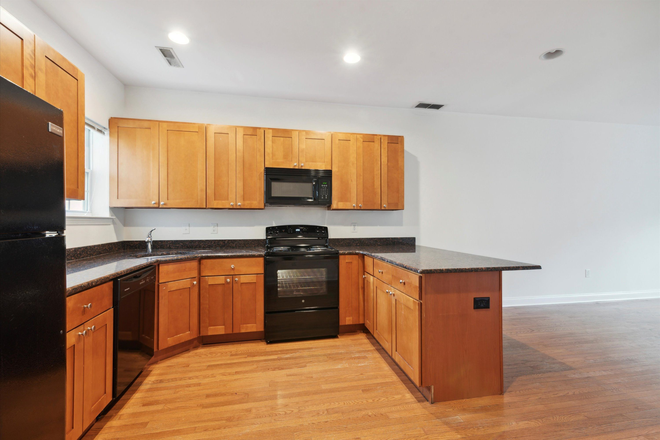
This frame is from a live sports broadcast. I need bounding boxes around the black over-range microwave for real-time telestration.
[265,168,332,206]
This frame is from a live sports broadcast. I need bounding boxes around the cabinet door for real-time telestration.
[109,118,159,207]
[200,276,233,335]
[0,8,35,93]
[381,135,404,210]
[364,273,375,334]
[265,128,298,168]
[357,134,381,210]
[331,133,357,210]
[373,279,393,354]
[393,291,421,386]
[298,131,331,170]
[65,326,84,440]
[159,122,206,208]
[206,124,236,208]
[35,37,85,200]
[236,127,265,209]
[339,255,363,325]
[82,309,113,428]
[158,278,199,349]
[232,274,264,333]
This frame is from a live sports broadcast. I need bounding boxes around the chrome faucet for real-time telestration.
[146,228,156,254]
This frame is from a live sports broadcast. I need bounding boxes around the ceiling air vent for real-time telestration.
[414,102,444,110]
[156,46,183,68]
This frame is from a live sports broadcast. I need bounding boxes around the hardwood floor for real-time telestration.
[84,299,660,439]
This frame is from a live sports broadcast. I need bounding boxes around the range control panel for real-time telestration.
[266,225,328,239]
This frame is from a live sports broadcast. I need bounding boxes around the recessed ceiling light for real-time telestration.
[168,31,189,45]
[540,49,564,60]
[343,52,361,64]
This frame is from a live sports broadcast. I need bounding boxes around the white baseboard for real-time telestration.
[503,290,660,307]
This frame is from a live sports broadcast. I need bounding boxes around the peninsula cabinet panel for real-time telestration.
[200,276,233,335]
[35,37,85,200]
[364,273,375,334]
[373,279,393,354]
[236,127,265,209]
[339,255,363,325]
[206,124,236,208]
[393,290,421,386]
[331,133,357,210]
[298,131,331,170]
[109,118,159,207]
[0,7,35,93]
[232,274,264,333]
[357,134,382,210]
[265,128,298,168]
[158,278,199,349]
[159,122,206,208]
[82,309,113,428]
[65,326,84,440]
[381,135,404,210]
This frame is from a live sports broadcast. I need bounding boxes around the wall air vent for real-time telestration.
[414,102,444,110]
[156,46,183,68]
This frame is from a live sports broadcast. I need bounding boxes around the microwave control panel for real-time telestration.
[318,180,330,202]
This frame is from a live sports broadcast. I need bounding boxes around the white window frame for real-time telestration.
[65,125,93,214]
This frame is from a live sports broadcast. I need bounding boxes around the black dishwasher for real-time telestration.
[113,266,157,399]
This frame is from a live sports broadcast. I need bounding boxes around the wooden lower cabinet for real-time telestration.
[364,273,375,334]
[339,255,364,325]
[66,309,113,440]
[233,275,264,333]
[158,278,199,349]
[373,279,394,354]
[392,290,421,386]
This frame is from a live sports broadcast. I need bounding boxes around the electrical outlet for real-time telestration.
[351,222,357,233]
[183,223,190,234]
[585,269,590,278]
[211,223,218,234]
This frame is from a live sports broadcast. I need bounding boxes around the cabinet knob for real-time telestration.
[378,270,383,273]
[193,281,197,285]
[151,201,156,205]
[399,279,405,285]
[226,278,230,283]
[230,202,234,206]
[78,330,87,337]
[235,278,238,282]
[230,265,235,269]
[383,204,387,208]
[82,303,92,309]
[237,203,241,206]
[87,325,95,332]
[359,204,362,208]
[293,163,297,167]
[363,275,366,279]
[160,202,165,206]
[301,163,304,167]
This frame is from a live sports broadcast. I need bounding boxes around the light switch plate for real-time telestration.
[351,223,357,233]
[211,223,218,234]
[183,223,190,234]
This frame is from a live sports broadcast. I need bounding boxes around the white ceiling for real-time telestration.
[33,0,659,125]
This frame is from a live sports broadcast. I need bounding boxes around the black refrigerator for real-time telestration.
[0,76,67,439]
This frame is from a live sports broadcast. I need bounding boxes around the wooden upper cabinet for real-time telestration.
[374,279,394,355]
[200,276,233,336]
[339,255,364,325]
[206,124,236,208]
[265,128,298,168]
[0,7,35,93]
[233,274,264,333]
[298,131,331,169]
[109,118,159,207]
[82,309,113,428]
[236,127,265,209]
[159,122,206,208]
[357,134,382,210]
[381,135,404,210]
[393,290,421,386]
[158,278,199,349]
[331,133,357,210]
[35,37,85,200]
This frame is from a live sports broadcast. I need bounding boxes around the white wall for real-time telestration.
[2,0,126,247]
[121,86,660,304]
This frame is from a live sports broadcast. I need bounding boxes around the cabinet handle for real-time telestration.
[363,275,366,279]
[160,202,165,206]
[383,204,386,208]
[235,278,238,282]
[378,270,383,273]
[78,330,87,337]
[87,325,95,332]
[399,279,405,285]
[82,303,92,309]
[193,281,197,285]
[230,202,234,206]
[237,203,241,207]
[359,204,362,208]
[151,201,156,205]
[353,204,356,208]
[230,265,235,269]
[226,278,230,283]
[301,163,304,167]
[293,163,297,167]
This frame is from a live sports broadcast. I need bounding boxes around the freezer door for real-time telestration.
[0,235,66,440]
[0,77,65,235]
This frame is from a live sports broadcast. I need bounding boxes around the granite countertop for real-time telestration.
[66,240,540,296]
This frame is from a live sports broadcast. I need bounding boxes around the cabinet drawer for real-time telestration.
[66,281,113,332]
[201,257,264,276]
[373,259,420,300]
[364,256,374,275]
[159,260,198,283]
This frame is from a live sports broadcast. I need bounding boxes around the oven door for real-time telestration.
[265,254,339,312]
[265,173,318,205]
